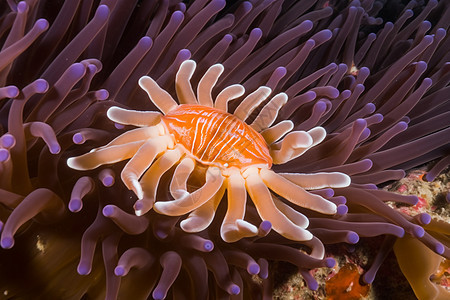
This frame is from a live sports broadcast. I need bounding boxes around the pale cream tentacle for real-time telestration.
[180,184,226,232]
[121,135,173,200]
[251,92,288,131]
[220,169,258,242]
[303,236,326,259]
[233,86,271,121]
[214,84,245,112]
[134,148,182,216]
[101,126,162,149]
[197,63,224,107]
[154,163,224,216]
[107,106,162,127]
[139,76,178,114]
[175,60,197,104]
[260,168,337,214]
[67,140,146,171]
[272,195,309,228]
[270,130,313,164]
[279,172,351,189]
[244,167,313,241]
[270,126,326,164]
[169,157,195,199]
[260,120,294,144]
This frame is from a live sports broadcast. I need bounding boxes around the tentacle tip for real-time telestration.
[347,232,359,244]
[50,144,61,154]
[336,204,348,215]
[77,263,91,275]
[397,228,405,238]
[36,18,49,31]
[5,86,19,98]
[17,1,27,13]
[95,89,109,100]
[34,79,49,93]
[106,106,119,120]
[412,225,425,238]
[1,134,15,148]
[203,240,214,252]
[212,0,226,9]
[102,175,114,187]
[324,257,335,268]
[114,266,125,276]
[155,229,169,240]
[68,199,82,212]
[66,157,79,170]
[258,220,272,236]
[434,242,445,255]
[341,174,352,187]
[96,4,110,19]
[72,133,85,144]
[172,10,184,22]
[248,263,260,275]
[425,172,436,182]
[307,280,319,291]
[229,284,240,295]
[0,149,9,162]
[362,272,374,284]
[138,75,152,88]
[102,205,115,217]
[418,213,431,225]
[0,237,14,249]
[152,289,167,300]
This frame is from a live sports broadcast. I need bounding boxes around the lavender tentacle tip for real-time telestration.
[347,232,359,244]
[0,149,9,162]
[434,242,445,255]
[336,204,348,215]
[34,79,49,93]
[0,237,14,249]
[69,199,82,212]
[418,213,431,225]
[77,264,91,275]
[5,86,19,98]
[258,220,272,236]
[17,1,27,13]
[96,5,110,19]
[324,257,335,268]
[203,240,214,252]
[36,19,49,31]
[72,133,85,144]
[248,263,260,275]
[412,225,425,238]
[230,284,240,295]
[114,266,125,276]
[102,205,115,217]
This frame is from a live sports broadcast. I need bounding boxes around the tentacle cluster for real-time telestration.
[68,59,351,243]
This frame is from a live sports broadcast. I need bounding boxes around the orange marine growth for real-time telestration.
[162,104,272,169]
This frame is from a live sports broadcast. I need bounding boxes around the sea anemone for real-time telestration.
[67,59,351,243]
[0,0,449,299]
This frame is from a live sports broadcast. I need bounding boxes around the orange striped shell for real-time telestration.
[162,104,272,169]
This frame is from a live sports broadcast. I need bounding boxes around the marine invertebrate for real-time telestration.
[0,0,449,299]
[68,59,350,242]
